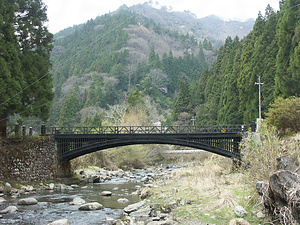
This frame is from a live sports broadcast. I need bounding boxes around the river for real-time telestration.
[0,178,143,224]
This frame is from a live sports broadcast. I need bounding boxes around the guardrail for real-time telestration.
[42,123,255,135]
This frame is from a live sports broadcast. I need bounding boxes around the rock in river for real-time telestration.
[124,200,148,214]
[100,191,112,196]
[0,197,7,205]
[18,197,38,205]
[47,219,70,225]
[117,198,130,203]
[79,202,103,211]
[0,206,18,214]
[69,197,86,205]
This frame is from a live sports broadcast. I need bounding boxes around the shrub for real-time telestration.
[265,96,300,134]
[241,123,286,185]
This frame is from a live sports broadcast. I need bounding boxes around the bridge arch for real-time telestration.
[55,132,242,161]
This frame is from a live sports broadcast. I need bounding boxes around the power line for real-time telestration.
[0,12,136,107]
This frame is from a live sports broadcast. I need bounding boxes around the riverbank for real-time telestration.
[139,157,265,224]
[109,156,266,225]
[71,157,267,224]
[113,131,300,225]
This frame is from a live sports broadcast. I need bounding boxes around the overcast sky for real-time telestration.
[42,0,280,34]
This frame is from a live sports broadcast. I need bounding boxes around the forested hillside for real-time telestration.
[48,0,299,128]
[49,9,212,126]
[188,1,300,125]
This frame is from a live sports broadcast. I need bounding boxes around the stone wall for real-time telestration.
[0,136,57,181]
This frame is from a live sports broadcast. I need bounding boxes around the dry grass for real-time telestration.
[171,156,244,209]
[241,123,300,186]
[70,151,118,171]
[241,124,286,184]
[149,155,263,224]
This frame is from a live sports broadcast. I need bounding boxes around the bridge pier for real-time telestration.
[56,159,72,177]
[55,140,73,177]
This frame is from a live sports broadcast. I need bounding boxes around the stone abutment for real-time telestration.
[0,136,60,181]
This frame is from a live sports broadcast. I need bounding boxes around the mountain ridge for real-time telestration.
[55,3,254,48]
[120,3,255,47]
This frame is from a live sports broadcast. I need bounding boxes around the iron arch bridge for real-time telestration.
[44,125,253,162]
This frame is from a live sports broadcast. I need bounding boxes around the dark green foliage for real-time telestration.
[275,0,300,97]
[172,76,191,121]
[85,73,104,107]
[0,0,53,136]
[192,0,299,125]
[265,96,300,134]
[51,11,132,85]
[202,38,213,50]
[84,114,102,127]
[126,89,145,108]
[58,87,81,126]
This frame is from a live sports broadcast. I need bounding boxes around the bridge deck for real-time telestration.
[46,125,248,135]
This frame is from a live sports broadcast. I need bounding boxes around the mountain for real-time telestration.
[123,3,254,47]
[48,3,255,127]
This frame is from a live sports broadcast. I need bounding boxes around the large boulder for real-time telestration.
[0,206,18,214]
[79,202,103,211]
[124,200,148,214]
[256,169,300,223]
[69,197,85,205]
[269,170,299,202]
[100,191,112,196]
[276,155,298,171]
[129,205,152,220]
[0,197,7,205]
[17,197,38,205]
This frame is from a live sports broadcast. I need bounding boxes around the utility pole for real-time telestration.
[128,64,131,93]
[191,116,195,126]
[255,76,263,131]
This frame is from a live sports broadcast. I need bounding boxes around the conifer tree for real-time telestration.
[0,0,23,136]
[0,0,53,136]
[172,76,191,121]
[275,0,300,97]
[58,87,81,127]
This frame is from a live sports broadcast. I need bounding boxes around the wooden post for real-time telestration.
[22,125,26,136]
[41,125,46,136]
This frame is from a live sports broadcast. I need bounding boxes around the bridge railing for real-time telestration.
[45,124,253,135]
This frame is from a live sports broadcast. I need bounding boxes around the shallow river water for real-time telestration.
[1,180,142,225]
